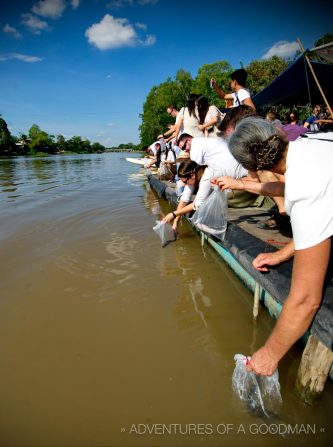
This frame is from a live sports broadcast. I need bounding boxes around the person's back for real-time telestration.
[181,107,203,137]
[190,137,248,178]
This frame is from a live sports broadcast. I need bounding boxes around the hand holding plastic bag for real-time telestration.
[232,354,282,417]
[153,220,177,247]
[191,185,228,241]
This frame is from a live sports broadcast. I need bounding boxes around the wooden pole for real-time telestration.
[253,282,260,319]
[295,334,333,404]
[297,38,333,117]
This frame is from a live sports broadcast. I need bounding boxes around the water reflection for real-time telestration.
[0,154,107,203]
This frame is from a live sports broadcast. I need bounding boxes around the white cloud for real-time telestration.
[141,34,155,46]
[106,0,133,8]
[106,74,112,78]
[85,14,155,50]
[135,22,147,31]
[0,52,43,62]
[262,41,299,60]
[21,13,49,34]
[71,0,80,9]
[3,24,22,39]
[32,0,66,19]
[107,122,116,126]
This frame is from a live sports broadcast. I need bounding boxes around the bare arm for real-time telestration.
[171,200,187,232]
[213,176,285,197]
[211,78,229,100]
[158,124,176,140]
[247,238,331,375]
[198,115,218,132]
[252,241,295,272]
[242,97,256,110]
[162,202,194,224]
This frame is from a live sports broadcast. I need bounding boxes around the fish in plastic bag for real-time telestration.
[191,186,228,241]
[232,354,282,417]
[153,220,177,247]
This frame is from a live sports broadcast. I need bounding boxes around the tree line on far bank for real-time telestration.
[0,120,141,156]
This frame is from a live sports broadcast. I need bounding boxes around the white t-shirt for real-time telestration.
[166,149,176,163]
[175,108,185,135]
[205,105,222,137]
[149,141,159,156]
[232,88,250,107]
[180,167,216,208]
[180,138,248,208]
[284,133,333,250]
[179,107,204,138]
[190,137,248,178]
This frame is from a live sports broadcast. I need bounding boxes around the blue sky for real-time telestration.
[0,0,332,147]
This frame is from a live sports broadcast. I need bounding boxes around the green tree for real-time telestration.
[193,60,233,108]
[66,136,83,152]
[246,56,289,96]
[91,142,105,153]
[314,33,333,48]
[56,134,66,152]
[0,116,14,155]
[139,70,194,146]
[28,124,55,154]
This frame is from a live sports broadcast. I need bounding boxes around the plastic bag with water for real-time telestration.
[191,186,228,241]
[143,157,151,168]
[153,221,177,247]
[232,354,282,417]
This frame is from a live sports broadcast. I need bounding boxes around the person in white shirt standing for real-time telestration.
[211,68,256,110]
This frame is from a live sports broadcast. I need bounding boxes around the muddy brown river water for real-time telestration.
[0,153,332,447]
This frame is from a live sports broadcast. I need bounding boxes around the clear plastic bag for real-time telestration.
[158,162,172,180]
[232,354,282,417]
[153,220,176,247]
[143,158,151,168]
[191,185,228,241]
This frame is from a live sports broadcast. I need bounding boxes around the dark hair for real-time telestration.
[167,104,176,111]
[266,111,276,121]
[196,95,210,124]
[231,68,248,87]
[176,132,192,146]
[229,117,288,171]
[186,93,200,117]
[178,160,207,185]
[289,111,299,121]
[217,105,258,135]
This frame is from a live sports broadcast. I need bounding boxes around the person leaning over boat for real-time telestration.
[161,160,218,231]
[157,104,184,143]
[162,134,249,232]
[219,117,333,376]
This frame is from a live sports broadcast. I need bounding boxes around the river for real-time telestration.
[0,152,332,447]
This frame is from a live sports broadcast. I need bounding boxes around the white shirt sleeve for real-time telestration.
[193,168,213,210]
[180,184,195,204]
[237,88,250,104]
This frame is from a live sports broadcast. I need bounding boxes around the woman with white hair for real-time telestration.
[223,117,333,376]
